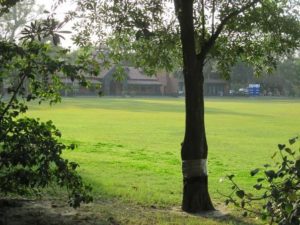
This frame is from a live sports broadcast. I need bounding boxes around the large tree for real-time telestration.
[71,0,300,212]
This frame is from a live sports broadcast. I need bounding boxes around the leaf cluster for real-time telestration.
[0,115,92,208]
[71,0,300,80]
[71,0,182,75]
[223,137,300,225]
[20,17,71,46]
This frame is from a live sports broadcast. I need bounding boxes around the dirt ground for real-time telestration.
[0,199,112,225]
[0,198,255,225]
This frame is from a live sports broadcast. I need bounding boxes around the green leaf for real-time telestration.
[236,190,245,199]
[278,144,286,150]
[265,170,276,179]
[69,143,76,150]
[289,137,298,145]
[284,148,294,155]
[253,184,262,190]
[227,174,235,180]
[257,178,265,182]
[250,168,260,176]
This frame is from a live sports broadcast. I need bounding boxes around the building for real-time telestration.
[100,67,163,96]
[204,71,230,96]
[157,72,180,96]
[204,79,229,96]
[59,66,228,97]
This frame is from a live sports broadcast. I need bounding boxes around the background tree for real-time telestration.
[71,0,300,213]
[0,0,44,41]
[0,0,44,96]
[228,58,300,96]
[0,0,99,207]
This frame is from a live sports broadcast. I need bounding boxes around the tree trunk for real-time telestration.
[181,63,214,212]
[174,0,214,212]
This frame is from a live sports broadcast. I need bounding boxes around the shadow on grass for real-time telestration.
[175,207,260,225]
[0,199,110,225]
[212,214,259,225]
[54,98,272,119]
[1,198,262,225]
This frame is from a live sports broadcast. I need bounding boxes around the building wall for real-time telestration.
[127,85,161,96]
[203,82,229,96]
[157,73,179,96]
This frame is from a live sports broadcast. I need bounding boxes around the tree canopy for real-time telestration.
[71,0,300,77]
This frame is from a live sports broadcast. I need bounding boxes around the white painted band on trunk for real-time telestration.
[182,159,207,178]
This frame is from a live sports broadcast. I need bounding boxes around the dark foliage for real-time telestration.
[0,11,99,207]
[224,137,300,225]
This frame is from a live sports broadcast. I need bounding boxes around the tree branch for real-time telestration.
[0,71,27,122]
[201,0,205,41]
[211,0,215,34]
[197,0,261,61]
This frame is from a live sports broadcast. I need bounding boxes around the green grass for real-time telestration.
[27,97,300,224]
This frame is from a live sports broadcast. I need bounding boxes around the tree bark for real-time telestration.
[181,64,214,212]
[174,0,214,212]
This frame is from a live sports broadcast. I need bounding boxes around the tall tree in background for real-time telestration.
[0,0,44,41]
[0,0,44,95]
[72,0,300,212]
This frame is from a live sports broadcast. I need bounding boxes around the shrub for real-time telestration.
[0,114,93,208]
[224,137,300,225]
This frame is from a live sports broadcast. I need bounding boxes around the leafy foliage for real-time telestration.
[71,0,300,78]
[224,137,300,225]
[0,10,99,207]
[0,116,93,208]
[0,0,21,16]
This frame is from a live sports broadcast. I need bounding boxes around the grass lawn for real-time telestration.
[26,97,300,224]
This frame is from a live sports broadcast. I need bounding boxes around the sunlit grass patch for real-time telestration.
[27,97,300,210]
